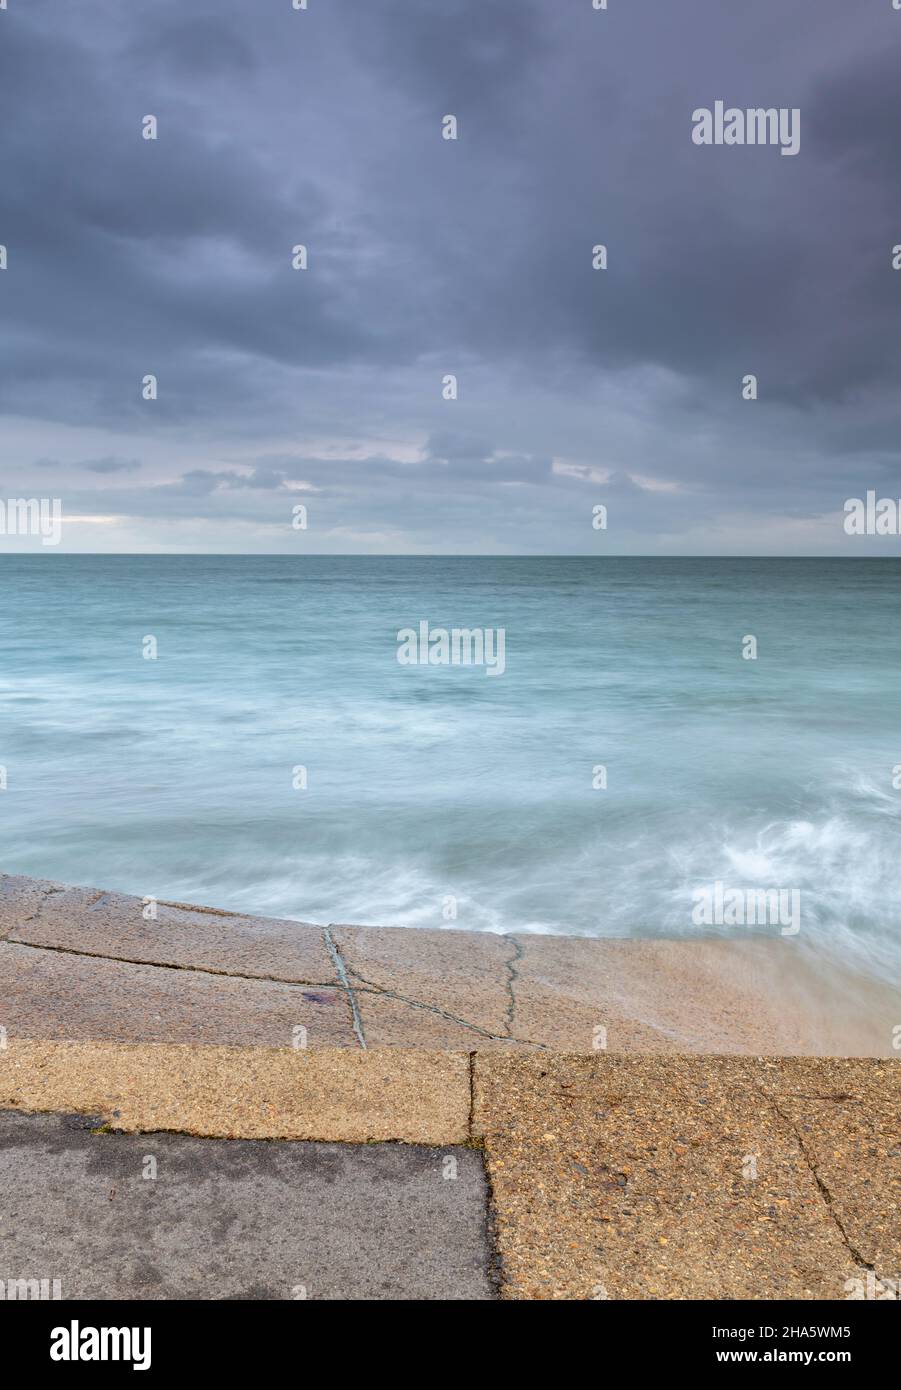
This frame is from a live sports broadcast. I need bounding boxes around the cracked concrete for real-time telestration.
[754,1060,901,1283]
[331,922,518,1042]
[6,878,333,984]
[323,928,367,1049]
[502,934,524,1036]
[762,1088,875,1276]
[473,1055,901,1300]
[0,941,359,1047]
[1,873,899,1053]
[1,1045,897,1300]
[346,974,546,1049]
[3,875,899,1300]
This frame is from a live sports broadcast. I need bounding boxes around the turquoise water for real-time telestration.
[1,556,899,983]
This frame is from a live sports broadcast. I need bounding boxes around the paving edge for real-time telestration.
[0,1040,470,1144]
[4,1044,898,1302]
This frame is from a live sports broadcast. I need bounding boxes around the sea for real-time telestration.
[1,555,898,985]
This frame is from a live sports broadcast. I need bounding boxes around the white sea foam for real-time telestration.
[1,556,899,988]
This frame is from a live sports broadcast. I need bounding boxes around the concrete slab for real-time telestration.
[473,1054,896,1300]
[1,1037,897,1301]
[0,1041,470,1143]
[0,875,62,941]
[1,874,898,1054]
[0,1111,493,1300]
[509,935,900,1055]
[757,1058,901,1280]
[353,987,535,1049]
[5,879,333,983]
[332,923,515,1039]
[0,941,356,1046]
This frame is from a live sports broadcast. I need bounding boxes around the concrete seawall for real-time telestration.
[0,872,897,1053]
[2,872,900,1299]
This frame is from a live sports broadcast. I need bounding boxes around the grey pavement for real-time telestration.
[0,1111,495,1300]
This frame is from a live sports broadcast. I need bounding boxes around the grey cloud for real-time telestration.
[136,19,256,77]
[82,456,142,474]
[0,0,896,552]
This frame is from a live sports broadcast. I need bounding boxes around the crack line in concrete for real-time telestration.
[469,1053,508,1298]
[3,936,547,1047]
[2,883,539,1048]
[157,900,260,920]
[501,934,524,1037]
[342,968,548,1048]
[324,928,367,1050]
[2,938,338,992]
[777,1092,859,1103]
[758,1086,877,1276]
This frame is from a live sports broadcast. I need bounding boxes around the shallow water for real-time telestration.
[1,556,899,985]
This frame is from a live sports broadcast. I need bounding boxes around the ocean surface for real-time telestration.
[1,556,899,985]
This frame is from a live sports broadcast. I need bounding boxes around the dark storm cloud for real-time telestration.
[347,0,547,125]
[0,0,898,551]
[136,18,256,78]
[0,1,380,429]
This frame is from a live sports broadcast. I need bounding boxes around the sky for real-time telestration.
[0,0,899,554]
